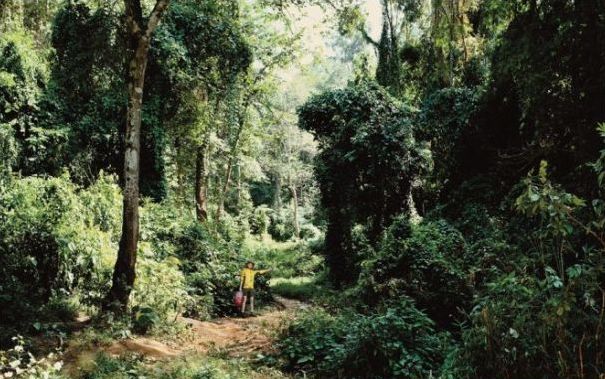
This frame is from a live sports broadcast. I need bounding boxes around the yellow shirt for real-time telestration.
[240,268,268,289]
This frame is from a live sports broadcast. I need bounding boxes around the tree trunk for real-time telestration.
[216,100,247,221]
[216,156,234,221]
[195,145,208,222]
[237,163,242,205]
[174,137,187,203]
[106,0,170,312]
[273,175,282,209]
[290,185,300,239]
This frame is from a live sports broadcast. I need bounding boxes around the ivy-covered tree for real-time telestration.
[336,0,424,97]
[299,81,430,284]
[106,0,170,311]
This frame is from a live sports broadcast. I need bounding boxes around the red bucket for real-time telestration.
[233,290,244,308]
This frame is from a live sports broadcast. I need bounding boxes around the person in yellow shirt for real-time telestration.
[239,261,271,314]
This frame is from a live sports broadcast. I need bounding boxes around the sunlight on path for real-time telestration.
[63,296,305,376]
[180,295,304,357]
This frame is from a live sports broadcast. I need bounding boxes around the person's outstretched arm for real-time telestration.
[257,269,272,275]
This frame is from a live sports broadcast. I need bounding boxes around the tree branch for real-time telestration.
[565,210,605,251]
[124,0,143,36]
[145,0,170,39]
[359,26,379,46]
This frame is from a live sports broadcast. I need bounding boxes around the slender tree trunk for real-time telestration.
[216,100,247,221]
[290,184,300,239]
[195,144,208,222]
[237,163,242,205]
[106,0,170,312]
[273,175,282,209]
[174,137,185,202]
[217,156,234,221]
[16,0,23,26]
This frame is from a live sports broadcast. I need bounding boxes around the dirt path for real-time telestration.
[178,296,305,357]
[63,296,305,375]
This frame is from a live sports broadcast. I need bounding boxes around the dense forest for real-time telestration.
[1,0,605,378]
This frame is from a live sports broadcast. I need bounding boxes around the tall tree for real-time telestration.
[336,0,423,96]
[299,82,430,284]
[106,0,170,311]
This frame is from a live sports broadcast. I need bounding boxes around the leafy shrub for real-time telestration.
[0,31,54,176]
[244,239,324,279]
[299,223,321,240]
[417,86,481,196]
[357,216,471,329]
[132,306,160,335]
[249,205,270,235]
[0,336,64,378]
[81,353,283,379]
[447,153,605,379]
[132,243,188,325]
[81,353,144,379]
[38,295,79,323]
[0,174,227,339]
[269,276,324,301]
[268,209,296,242]
[0,124,18,181]
[216,212,249,246]
[451,266,605,379]
[277,298,449,378]
[141,211,271,318]
[79,173,122,235]
[0,175,117,338]
[137,201,270,319]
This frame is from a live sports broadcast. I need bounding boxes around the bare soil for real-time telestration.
[61,296,305,376]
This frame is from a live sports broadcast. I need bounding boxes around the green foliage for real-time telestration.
[0,123,17,183]
[357,216,471,329]
[249,205,270,235]
[132,306,161,335]
[277,299,449,379]
[244,238,323,279]
[38,0,252,198]
[0,335,64,378]
[47,3,124,183]
[468,0,605,194]
[593,123,605,188]
[0,30,60,176]
[442,139,605,378]
[80,352,285,379]
[132,244,188,324]
[418,86,481,198]
[452,265,605,379]
[269,276,325,301]
[298,81,430,284]
[81,353,143,379]
[138,202,270,319]
[0,175,111,335]
[516,160,586,240]
[299,222,321,240]
[3,1,605,378]
[79,173,122,234]
[267,208,296,242]
[0,173,256,340]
